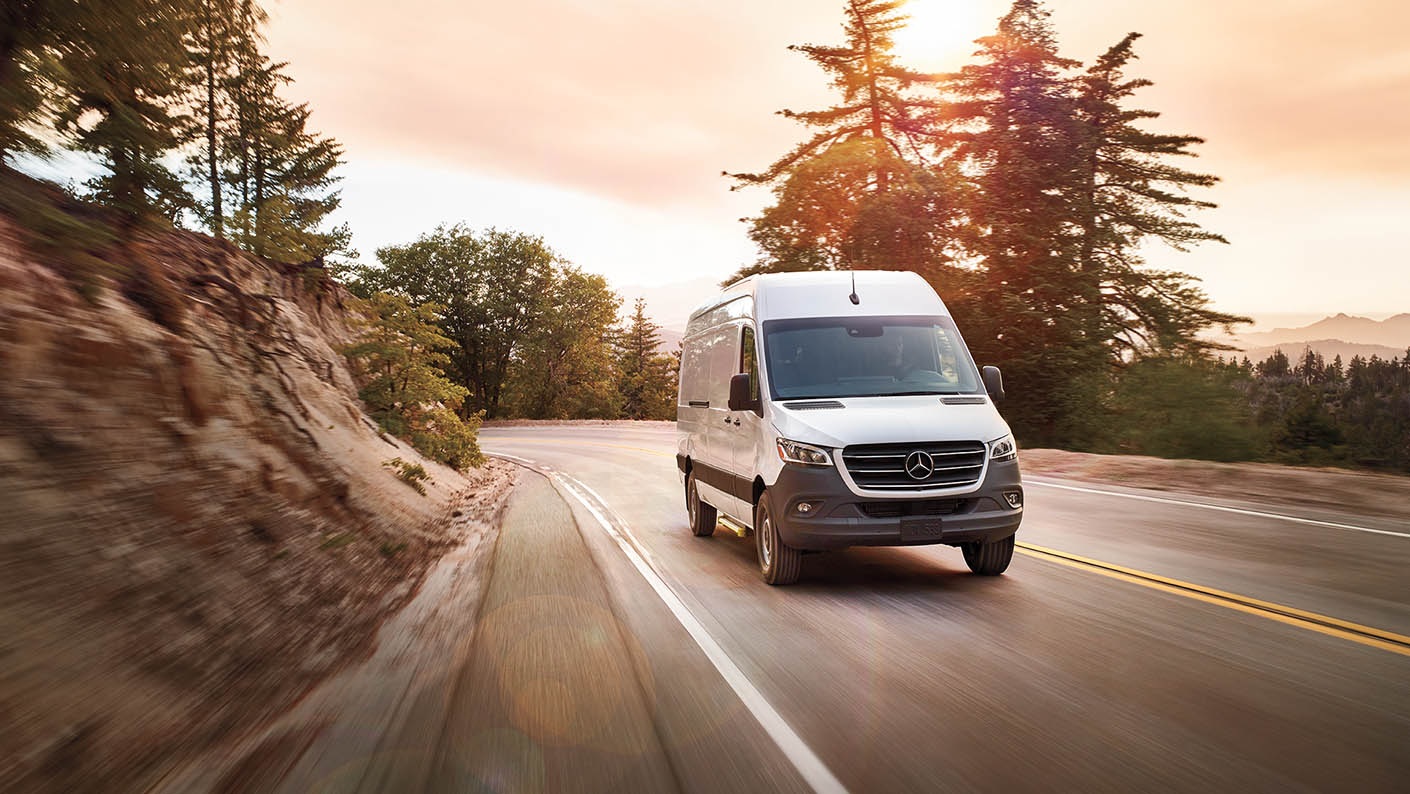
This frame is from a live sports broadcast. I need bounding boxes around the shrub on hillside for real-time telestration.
[343,293,484,470]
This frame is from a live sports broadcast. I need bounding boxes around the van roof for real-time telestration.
[689,270,948,324]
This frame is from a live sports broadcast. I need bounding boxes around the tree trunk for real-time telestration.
[206,32,222,235]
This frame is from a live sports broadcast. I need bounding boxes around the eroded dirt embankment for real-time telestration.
[0,213,512,791]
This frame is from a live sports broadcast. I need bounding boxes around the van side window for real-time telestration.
[741,326,760,401]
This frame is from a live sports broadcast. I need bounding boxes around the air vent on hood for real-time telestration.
[941,396,988,405]
[783,400,845,411]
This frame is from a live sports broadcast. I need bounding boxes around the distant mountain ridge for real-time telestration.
[1235,313,1410,351]
[1205,312,1410,363]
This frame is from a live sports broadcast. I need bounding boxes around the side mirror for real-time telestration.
[982,366,1005,401]
[728,373,761,414]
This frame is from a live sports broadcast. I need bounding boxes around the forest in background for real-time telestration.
[1,0,1405,473]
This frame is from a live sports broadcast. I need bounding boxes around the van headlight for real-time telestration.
[776,438,832,467]
[988,433,1017,462]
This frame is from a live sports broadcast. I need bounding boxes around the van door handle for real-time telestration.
[689,400,709,408]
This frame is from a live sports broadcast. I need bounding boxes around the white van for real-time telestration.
[675,271,1023,585]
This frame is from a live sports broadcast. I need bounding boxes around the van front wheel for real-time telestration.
[962,535,1015,576]
[686,472,716,537]
[755,493,801,585]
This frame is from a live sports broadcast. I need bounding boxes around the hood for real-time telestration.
[768,395,1011,449]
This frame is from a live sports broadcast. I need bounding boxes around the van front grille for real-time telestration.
[841,441,986,491]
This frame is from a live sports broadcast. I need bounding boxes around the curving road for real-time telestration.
[479,423,1410,794]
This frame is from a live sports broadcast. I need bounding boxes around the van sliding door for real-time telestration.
[699,323,743,519]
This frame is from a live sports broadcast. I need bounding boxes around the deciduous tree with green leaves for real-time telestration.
[348,225,558,418]
[505,266,622,419]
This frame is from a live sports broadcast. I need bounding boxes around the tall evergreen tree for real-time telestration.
[0,0,64,168]
[936,0,1095,443]
[184,0,253,238]
[342,292,484,470]
[53,0,197,221]
[1071,32,1243,359]
[615,299,677,420]
[726,0,954,280]
[219,2,342,262]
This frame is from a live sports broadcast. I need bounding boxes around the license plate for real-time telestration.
[900,517,944,540]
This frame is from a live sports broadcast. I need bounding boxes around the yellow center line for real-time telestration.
[1017,542,1410,657]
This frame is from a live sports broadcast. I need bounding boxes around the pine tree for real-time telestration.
[184,0,253,238]
[0,0,65,168]
[1071,32,1243,359]
[221,4,343,263]
[54,0,197,221]
[342,292,483,470]
[616,299,677,420]
[937,0,1095,444]
[726,0,953,280]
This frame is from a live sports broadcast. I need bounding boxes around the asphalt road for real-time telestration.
[478,423,1410,794]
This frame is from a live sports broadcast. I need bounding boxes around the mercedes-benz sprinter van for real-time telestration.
[675,271,1022,585]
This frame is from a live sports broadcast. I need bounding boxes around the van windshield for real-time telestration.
[762,316,983,399]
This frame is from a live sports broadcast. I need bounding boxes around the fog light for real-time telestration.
[1003,491,1023,509]
[796,501,818,514]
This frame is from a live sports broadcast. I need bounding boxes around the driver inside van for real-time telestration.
[882,335,910,380]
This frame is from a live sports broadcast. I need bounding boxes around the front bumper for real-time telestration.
[770,457,1023,550]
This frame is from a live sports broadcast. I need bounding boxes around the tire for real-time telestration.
[755,493,802,585]
[686,472,716,537]
[962,534,1016,576]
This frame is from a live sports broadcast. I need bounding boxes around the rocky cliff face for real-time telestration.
[0,212,507,790]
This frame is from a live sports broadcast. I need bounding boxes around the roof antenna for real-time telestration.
[848,271,860,305]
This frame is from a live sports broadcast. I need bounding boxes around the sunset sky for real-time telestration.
[262,0,1408,325]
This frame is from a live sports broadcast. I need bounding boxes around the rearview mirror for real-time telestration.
[982,366,1005,401]
[728,373,761,414]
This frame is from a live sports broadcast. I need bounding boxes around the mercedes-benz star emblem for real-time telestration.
[904,450,935,480]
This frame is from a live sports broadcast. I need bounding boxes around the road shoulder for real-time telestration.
[431,469,678,793]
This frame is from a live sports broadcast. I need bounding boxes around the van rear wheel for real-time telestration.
[686,472,716,537]
[962,535,1015,576]
[755,493,801,585]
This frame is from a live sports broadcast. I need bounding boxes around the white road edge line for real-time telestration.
[1026,478,1410,539]
[492,453,849,794]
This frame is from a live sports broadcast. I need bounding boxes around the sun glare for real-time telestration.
[891,0,1000,72]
